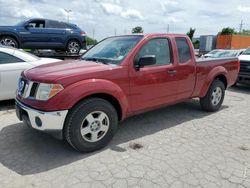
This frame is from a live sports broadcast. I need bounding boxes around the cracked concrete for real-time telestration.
[0,85,250,188]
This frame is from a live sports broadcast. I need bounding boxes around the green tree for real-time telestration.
[218,27,237,35]
[193,40,200,49]
[132,26,143,34]
[86,36,97,46]
[186,28,196,40]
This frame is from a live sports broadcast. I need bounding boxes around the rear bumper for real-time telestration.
[15,99,68,139]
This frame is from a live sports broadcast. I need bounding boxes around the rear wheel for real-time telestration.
[200,80,225,112]
[66,40,81,54]
[64,98,118,152]
[0,36,18,48]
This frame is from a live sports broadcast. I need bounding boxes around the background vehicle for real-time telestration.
[16,34,239,152]
[203,49,245,58]
[0,18,87,54]
[0,46,60,101]
[237,47,250,84]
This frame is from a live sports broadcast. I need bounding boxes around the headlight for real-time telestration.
[36,83,64,101]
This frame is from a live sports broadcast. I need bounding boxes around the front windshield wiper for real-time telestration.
[82,57,111,65]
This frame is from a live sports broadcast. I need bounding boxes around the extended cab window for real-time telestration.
[176,37,191,63]
[0,52,24,64]
[137,38,171,66]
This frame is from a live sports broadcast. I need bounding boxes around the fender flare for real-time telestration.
[59,79,129,119]
[199,66,228,98]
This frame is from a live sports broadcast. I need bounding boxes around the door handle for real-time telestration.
[167,70,177,75]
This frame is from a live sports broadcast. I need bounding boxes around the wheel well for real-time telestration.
[0,34,20,47]
[74,93,122,121]
[215,74,227,88]
[67,38,81,47]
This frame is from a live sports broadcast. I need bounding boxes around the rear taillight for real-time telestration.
[80,31,86,36]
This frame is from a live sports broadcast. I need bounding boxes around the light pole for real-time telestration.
[64,9,72,23]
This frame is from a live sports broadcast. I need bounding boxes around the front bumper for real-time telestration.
[15,99,68,139]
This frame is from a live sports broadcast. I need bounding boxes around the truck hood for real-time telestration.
[0,26,17,31]
[24,60,120,86]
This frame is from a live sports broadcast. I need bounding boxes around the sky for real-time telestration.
[0,0,250,41]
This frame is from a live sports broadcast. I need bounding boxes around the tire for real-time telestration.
[0,36,18,48]
[64,98,118,152]
[66,39,81,54]
[200,80,225,112]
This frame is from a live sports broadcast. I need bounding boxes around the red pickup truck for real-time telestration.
[16,34,239,152]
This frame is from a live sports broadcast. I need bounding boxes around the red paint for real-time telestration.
[17,34,239,120]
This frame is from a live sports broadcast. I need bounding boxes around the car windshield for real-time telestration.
[81,36,143,64]
[15,20,26,26]
[242,48,250,55]
[206,50,239,58]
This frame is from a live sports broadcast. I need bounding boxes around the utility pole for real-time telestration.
[64,9,72,23]
[167,24,169,33]
[239,20,244,33]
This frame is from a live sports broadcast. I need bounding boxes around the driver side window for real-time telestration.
[137,38,171,66]
[28,20,45,28]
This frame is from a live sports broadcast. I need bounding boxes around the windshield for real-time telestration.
[242,48,250,55]
[206,50,239,58]
[15,20,26,26]
[81,36,143,64]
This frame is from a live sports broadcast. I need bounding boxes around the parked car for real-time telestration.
[203,49,245,58]
[237,47,250,84]
[0,46,60,101]
[0,18,87,54]
[16,34,239,152]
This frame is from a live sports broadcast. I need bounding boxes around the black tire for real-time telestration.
[0,36,18,48]
[200,80,225,112]
[66,39,81,54]
[64,98,118,152]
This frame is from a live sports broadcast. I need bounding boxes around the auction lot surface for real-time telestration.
[0,86,250,188]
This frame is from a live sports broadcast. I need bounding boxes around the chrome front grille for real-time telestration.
[18,78,39,99]
[240,60,250,74]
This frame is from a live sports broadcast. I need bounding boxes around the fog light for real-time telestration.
[35,117,42,127]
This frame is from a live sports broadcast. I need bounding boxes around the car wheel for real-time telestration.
[67,40,81,54]
[200,80,225,112]
[64,98,118,152]
[0,36,18,48]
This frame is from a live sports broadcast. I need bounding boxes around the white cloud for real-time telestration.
[237,5,250,13]
[121,9,143,20]
[100,2,143,20]
[101,3,122,16]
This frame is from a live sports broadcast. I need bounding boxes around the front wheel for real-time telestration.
[64,98,118,152]
[66,40,81,54]
[200,80,225,112]
[0,36,18,48]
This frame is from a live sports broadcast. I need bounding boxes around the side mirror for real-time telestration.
[135,55,156,69]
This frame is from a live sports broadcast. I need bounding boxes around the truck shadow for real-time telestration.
[0,99,223,175]
[228,84,250,94]
[0,99,15,111]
